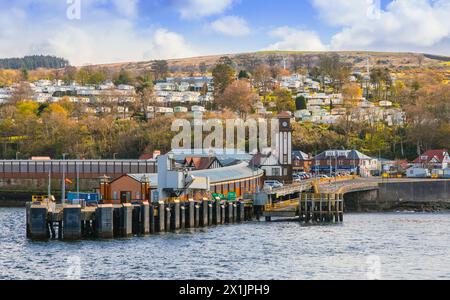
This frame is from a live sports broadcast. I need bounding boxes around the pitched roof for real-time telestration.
[184,157,222,170]
[292,151,310,160]
[314,150,373,160]
[413,149,449,164]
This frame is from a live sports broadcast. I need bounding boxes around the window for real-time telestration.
[272,168,281,176]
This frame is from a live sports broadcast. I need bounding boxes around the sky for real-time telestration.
[0,0,450,65]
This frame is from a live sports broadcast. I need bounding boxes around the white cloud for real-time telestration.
[312,0,450,53]
[210,16,250,37]
[112,0,140,18]
[265,27,328,51]
[0,1,198,65]
[175,0,236,19]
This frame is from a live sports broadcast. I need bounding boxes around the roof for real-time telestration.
[413,149,449,164]
[292,151,310,161]
[314,150,373,160]
[184,157,222,170]
[126,173,158,188]
[190,162,264,184]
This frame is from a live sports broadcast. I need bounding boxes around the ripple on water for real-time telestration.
[2,208,450,280]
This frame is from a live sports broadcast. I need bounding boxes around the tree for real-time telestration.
[212,63,235,97]
[295,95,307,110]
[10,82,33,104]
[152,60,169,81]
[216,80,258,116]
[135,72,156,121]
[199,62,207,75]
[272,88,295,113]
[238,70,250,79]
[114,69,134,86]
[252,64,272,101]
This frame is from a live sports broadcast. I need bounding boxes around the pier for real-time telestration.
[26,199,253,240]
[263,193,344,224]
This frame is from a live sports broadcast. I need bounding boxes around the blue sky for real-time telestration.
[0,0,449,65]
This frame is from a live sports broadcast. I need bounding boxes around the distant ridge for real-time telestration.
[0,55,70,70]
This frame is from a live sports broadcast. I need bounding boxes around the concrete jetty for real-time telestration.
[26,199,255,241]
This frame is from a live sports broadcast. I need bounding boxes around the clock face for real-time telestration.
[282,121,288,128]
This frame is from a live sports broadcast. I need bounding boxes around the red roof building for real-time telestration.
[413,149,450,169]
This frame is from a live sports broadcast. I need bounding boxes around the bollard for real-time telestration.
[120,203,133,237]
[141,202,150,235]
[30,205,49,240]
[186,200,195,228]
[96,204,114,239]
[157,201,165,232]
[63,205,82,240]
[180,205,186,229]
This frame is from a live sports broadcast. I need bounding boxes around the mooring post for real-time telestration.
[141,202,150,235]
[201,199,208,227]
[232,203,237,223]
[221,202,226,224]
[120,203,133,237]
[186,200,195,228]
[63,205,82,240]
[149,203,155,234]
[95,204,114,239]
[213,200,221,225]
[26,202,32,238]
[30,205,49,240]
[131,205,141,235]
[180,204,186,229]
[208,202,213,226]
[237,201,245,222]
[305,194,310,223]
[298,193,304,222]
[194,202,200,228]
[339,194,344,223]
[157,201,165,232]
[172,200,181,230]
[327,194,332,223]
[165,206,171,232]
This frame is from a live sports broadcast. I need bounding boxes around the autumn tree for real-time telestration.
[216,79,258,117]
[272,88,295,113]
[212,63,235,97]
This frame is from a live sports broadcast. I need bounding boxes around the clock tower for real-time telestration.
[276,112,293,184]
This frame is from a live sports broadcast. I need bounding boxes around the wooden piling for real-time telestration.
[186,200,195,228]
[121,203,133,237]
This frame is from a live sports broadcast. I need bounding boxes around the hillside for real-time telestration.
[89,51,450,76]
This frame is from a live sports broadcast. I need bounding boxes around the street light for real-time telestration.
[61,153,68,205]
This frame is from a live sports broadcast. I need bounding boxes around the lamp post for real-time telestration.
[61,153,68,205]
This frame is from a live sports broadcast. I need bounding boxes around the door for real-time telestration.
[120,191,132,203]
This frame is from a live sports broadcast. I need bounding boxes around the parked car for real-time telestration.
[264,180,284,189]
[316,174,330,179]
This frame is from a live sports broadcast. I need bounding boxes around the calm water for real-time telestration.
[1,207,450,280]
